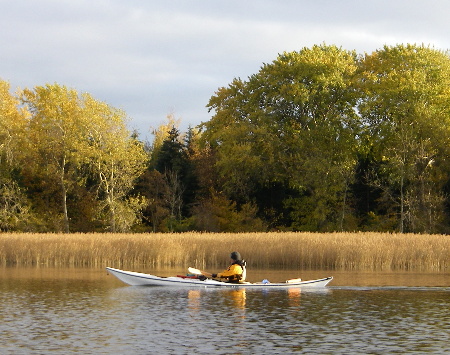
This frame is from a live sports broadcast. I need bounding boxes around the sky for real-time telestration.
[1,0,450,141]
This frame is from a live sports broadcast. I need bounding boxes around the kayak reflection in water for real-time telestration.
[211,251,246,283]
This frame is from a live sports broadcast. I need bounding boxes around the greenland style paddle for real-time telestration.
[188,267,213,278]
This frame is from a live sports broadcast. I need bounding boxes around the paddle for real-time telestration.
[188,267,213,278]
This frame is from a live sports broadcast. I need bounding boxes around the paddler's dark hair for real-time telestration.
[230,251,241,261]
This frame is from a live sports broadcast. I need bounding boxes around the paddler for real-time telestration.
[212,251,246,283]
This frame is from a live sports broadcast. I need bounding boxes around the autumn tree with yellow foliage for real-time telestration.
[0,80,31,231]
[0,82,148,232]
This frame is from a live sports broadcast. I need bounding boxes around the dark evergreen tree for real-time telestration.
[152,126,199,222]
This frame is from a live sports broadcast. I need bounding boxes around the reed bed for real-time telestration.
[0,232,448,271]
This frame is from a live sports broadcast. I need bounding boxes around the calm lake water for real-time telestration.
[1,267,449,354]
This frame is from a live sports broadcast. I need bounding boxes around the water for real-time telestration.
[1,268,449,354]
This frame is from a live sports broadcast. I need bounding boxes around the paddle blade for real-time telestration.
[188,267,212,277]
[188,267,202,275]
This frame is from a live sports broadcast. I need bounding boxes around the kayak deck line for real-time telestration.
[106,267,333,288]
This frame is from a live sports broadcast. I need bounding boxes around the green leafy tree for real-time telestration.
[358,44,450,233]
[203,45,360,230]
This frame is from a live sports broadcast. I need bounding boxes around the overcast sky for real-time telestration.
[2,0,449,140]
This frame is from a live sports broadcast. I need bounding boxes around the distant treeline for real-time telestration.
[2,43,450,233]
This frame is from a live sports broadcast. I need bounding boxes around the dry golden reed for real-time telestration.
[0,232,448,271]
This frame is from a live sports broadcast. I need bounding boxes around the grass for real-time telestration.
[0,232,448,271]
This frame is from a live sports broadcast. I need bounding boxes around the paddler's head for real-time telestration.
[230,251,241,262]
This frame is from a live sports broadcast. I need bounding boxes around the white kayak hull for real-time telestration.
[106,267,333,288]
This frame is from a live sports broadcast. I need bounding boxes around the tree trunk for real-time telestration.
[60,160,70,233]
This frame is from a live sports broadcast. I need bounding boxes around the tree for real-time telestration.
[0,179,32,231]
[0,80,31,230]
[135,169,170,232]
[358,44,450,233]
[20,84,148,233]
[0,80,28,165]
[148,120,200,231]
[191,191,266,232]
[21,84,88,233]
[81,95,149,232]
[203,45,360,230]
[149,113,181,164]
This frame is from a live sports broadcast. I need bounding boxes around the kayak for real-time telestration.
[106,267,333,288]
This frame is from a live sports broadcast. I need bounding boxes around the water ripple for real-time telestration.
[0,274,449,354]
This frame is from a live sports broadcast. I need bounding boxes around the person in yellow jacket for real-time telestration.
[212,251,246,283]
